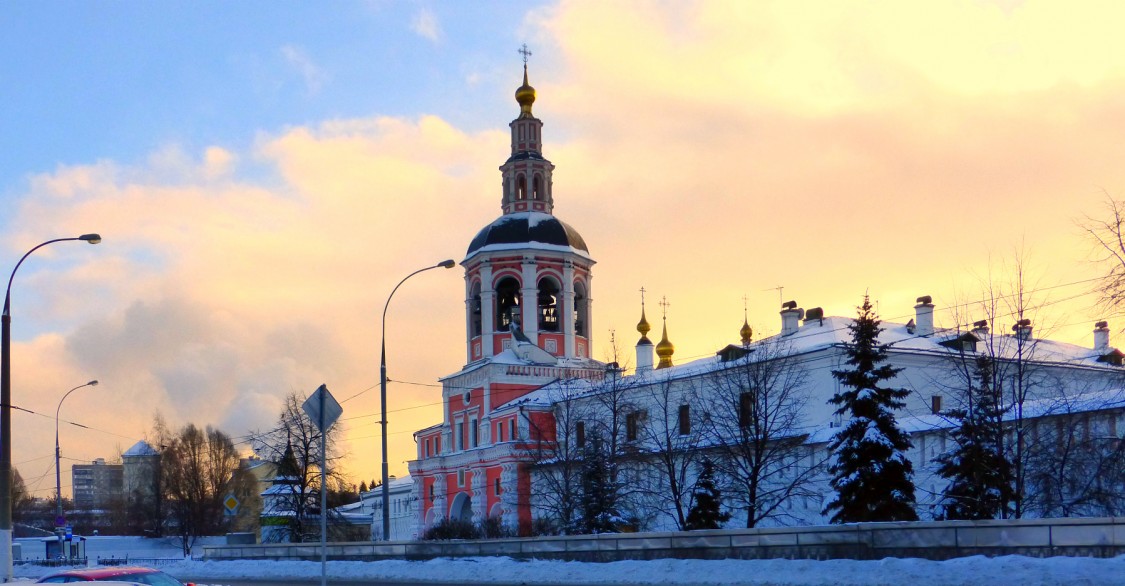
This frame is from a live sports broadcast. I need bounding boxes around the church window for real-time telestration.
[537,277,560,331]
[494,478,501,496]
[497,422,505,442]
[516,175,526,200]
[532,174,542,201]
[458,469,466,486]
[678,405,691,435]
[509,418,516,440]
[573,281,588,336]
[470,283,482,337]
[495,277,521,330]
[739,392,755,428]
[470,417,479,448]
[456,421,465,451]
[626,411,643,442]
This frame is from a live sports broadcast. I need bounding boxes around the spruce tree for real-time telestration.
[684,458,731,530]
[580,431,620,534]
[935,355,1014,520]
[824,295,918,523]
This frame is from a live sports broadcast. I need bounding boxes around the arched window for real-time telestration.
[574,281,589,336]
[516,175,526,200]
[469,282,482,337]
[532,174,542,201]
[537,277,560,332]
[495,277,521,330]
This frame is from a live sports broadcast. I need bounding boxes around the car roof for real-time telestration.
[44,566,159,579]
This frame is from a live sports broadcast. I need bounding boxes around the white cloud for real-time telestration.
[280,44,328,94]
[411,7,442,43]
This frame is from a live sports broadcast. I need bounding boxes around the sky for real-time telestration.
[3,0,1125,497]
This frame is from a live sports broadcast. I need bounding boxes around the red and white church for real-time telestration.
[408,64,614,536]
[407,62,1125,538]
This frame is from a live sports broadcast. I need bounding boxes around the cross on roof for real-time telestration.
[742,294,749,319]
[639,286,647,306]
[518,44,532,64]
[660,296,670,320]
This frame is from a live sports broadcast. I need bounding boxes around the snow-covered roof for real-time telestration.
[122,441,158,457]
[493,314,1121,417]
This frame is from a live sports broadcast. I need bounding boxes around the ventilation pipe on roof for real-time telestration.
[780,301,802,336]
[1094,321,1111,352]
[804,307,824,326]
[1012,319,1033,342]
[971,319,990,336]
[914,295,934,337]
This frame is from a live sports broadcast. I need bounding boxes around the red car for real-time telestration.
[36,566,193,586]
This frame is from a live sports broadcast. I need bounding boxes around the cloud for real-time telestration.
[7,0,1125,489]
[280,44,328,94]
[411,7,442,43]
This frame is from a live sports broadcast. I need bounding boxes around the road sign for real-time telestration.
[54,515,65,527]
[223,494,240,515]
[302,384,342,432]
[64,525,72,540]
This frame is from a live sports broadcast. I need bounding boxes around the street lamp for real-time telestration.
[55,380,97,558]
[379,258,455,540]
[2,233,100,579]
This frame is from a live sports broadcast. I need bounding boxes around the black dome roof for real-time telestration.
[466,212,589,256]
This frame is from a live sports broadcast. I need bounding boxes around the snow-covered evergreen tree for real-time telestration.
[684,458,731,530]
[936,355,1014,520]
[824,295,918,523]
[581,431,621,533]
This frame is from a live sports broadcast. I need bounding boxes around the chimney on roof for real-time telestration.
[1012,318,1033,342]
[804,307,824,326]
[971,319,989,336]
[914,295,934,337]
[780,301,802,336]
[1094,321,1110,352]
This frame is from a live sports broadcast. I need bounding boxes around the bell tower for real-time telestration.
[501,47,555,215]
[461,50,595,364]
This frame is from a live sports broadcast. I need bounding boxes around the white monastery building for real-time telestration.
[408,65,1125,536]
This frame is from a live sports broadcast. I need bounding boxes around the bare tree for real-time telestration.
[704,339,820,528]
[1023,389,1125,517]
[1083,194,1125,315]
[633,374,707,530]
[252,391,347,543]
[526,377,595,535]
[161,423,243,555]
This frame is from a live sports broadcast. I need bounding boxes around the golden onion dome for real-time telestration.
[740,319,753,346]
[515,64,536,116]
[655,321,675,369]
[637,307,652,342]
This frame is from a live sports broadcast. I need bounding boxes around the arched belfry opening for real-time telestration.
[537,277,560,332]
[496,277,521,330]
[470,282,482,337]
[532,175,542,201]
[516,175,527,200]
[574,281,589,337]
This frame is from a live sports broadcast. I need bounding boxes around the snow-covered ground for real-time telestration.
[11,554,1125,585]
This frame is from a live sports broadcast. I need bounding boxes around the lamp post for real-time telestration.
[55,380,97,558]
[380,259,455,540]
[2,233,100,579]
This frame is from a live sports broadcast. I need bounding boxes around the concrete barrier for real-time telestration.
[202,517,1125,563]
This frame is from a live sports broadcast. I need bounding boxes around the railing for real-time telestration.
[203,517,1125,563]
